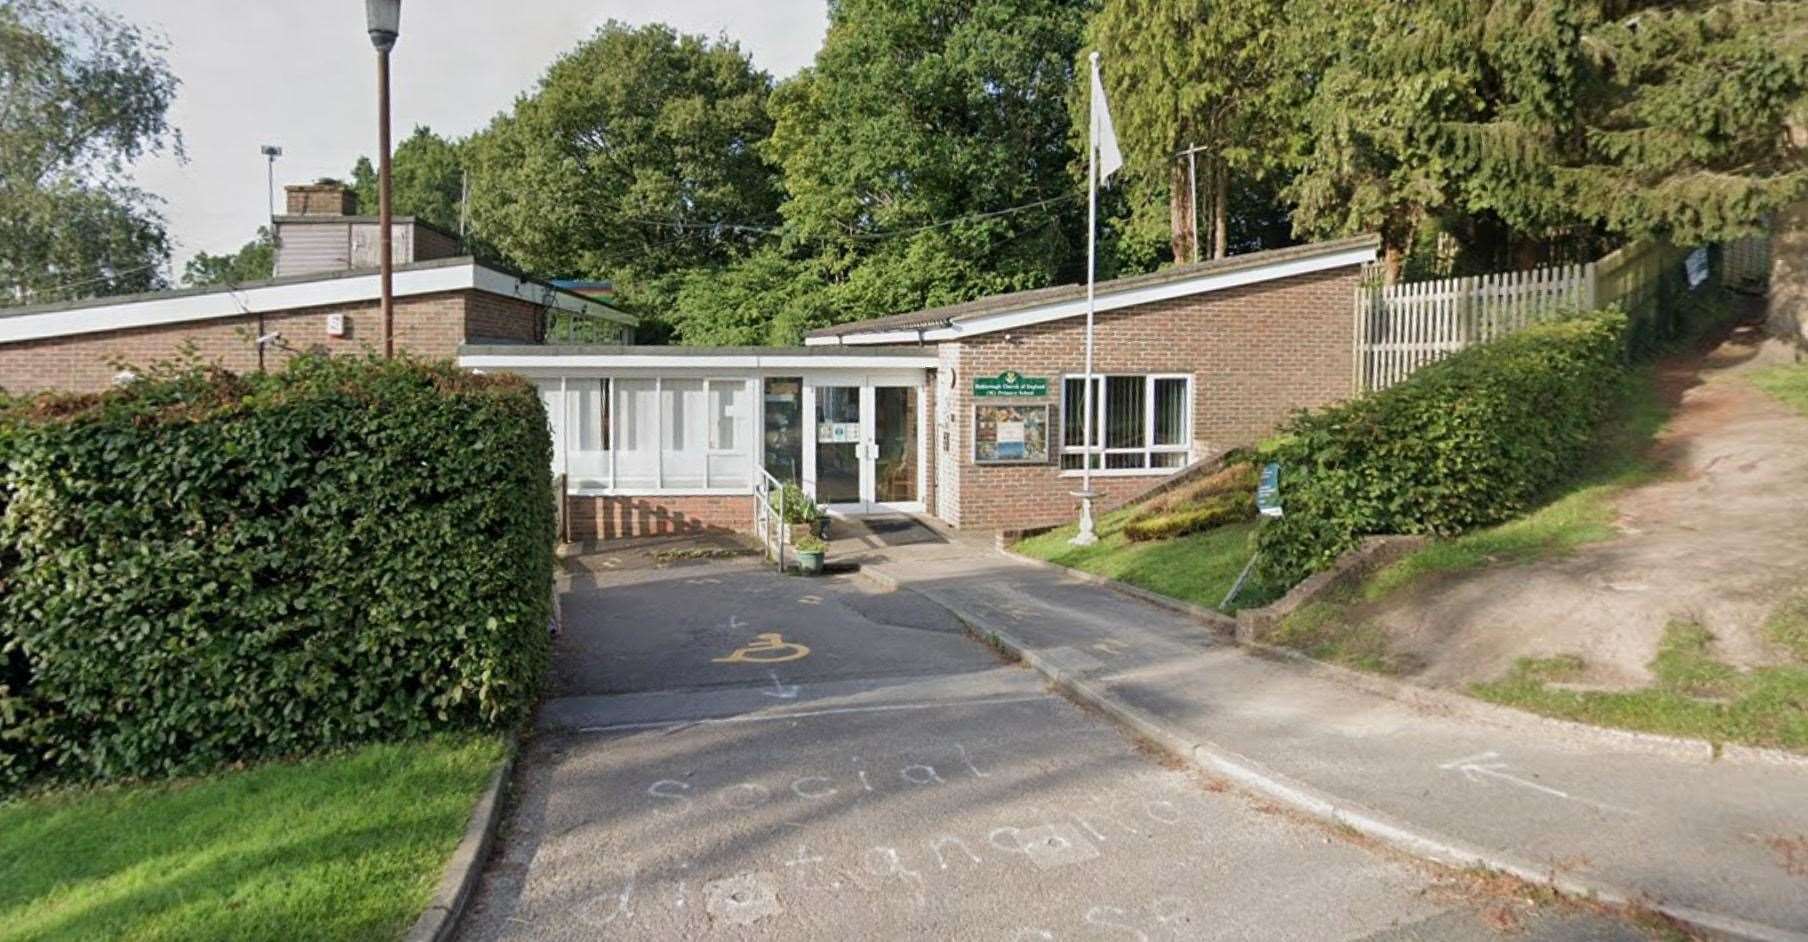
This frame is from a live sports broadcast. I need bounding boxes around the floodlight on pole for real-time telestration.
[365,0,401,355]
[259,145,282,222]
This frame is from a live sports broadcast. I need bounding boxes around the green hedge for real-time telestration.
[1256,311,1629,586]
[1123,491,1255,542]
[0,356,554,788]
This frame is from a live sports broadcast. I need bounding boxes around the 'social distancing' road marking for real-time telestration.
[576,694,1048,734]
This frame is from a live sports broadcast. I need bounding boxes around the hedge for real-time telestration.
[0,356,554,788]
[1256,311,1629,586]
[1123,491,1256,542]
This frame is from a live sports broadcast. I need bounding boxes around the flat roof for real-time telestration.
[0,257,637,346]
[805,234,1381,345]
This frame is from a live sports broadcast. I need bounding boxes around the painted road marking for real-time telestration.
[714,632,812,664]
[1438,751,1639,815]
[761,670,800,699]
[577,694,1048,734]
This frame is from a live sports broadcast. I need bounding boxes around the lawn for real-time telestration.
[0,734,504,942]
[1750,361,1808,417]
[1014,513,1277,611]
[1471,617,1808,753]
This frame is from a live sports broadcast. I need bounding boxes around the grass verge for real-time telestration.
[1360,366,1669,600]
[1471,621,1808,753]
[1750,362,1808,418]
[0,734,504,942]
[1014,513,1278,611]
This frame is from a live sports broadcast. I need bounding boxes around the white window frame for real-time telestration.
[556,374,757,496]
[1058,372,1192,477]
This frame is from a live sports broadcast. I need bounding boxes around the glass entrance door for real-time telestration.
[813,384,864,508]
[807,380,924,515]
[872,386,918,508]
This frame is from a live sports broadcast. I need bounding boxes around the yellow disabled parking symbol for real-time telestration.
[713,632,811,664]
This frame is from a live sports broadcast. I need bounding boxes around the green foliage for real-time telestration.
[1123,491,1255,542]
[348,126,467,233]
[1257,311,1630,586]
[1751,363,1808,418]
[0,358,554,788]
[463,22,781,297]
[1015,516,1280,612]
[0,734,503,940]
[1279,0,1808,268]
[772,482,819,525]
[0,0,179,305]
[793,533,826,554]
[181,226,274,288]
[755,0,1092,328]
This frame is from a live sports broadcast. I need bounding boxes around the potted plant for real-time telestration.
[793,533,826,575]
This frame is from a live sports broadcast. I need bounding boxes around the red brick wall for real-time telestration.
[565,494,756,542]
[0,290,545,395]
[948,264,1360,531]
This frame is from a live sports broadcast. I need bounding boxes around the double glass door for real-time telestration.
[810,382,920,514]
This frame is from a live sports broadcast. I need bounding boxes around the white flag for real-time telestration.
[1090,61,1123,183]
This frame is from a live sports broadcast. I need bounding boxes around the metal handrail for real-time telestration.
[755,468,789,572]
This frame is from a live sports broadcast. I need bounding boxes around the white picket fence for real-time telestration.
[1353,262,1595,392]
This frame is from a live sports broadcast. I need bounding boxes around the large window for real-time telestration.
[1060,374,1191,473]
[547,376,752,492]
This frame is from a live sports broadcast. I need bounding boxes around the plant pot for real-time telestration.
[796,549,825,575]
[815,517,831,541]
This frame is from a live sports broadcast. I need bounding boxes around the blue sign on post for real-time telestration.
[1256,462,1283,518]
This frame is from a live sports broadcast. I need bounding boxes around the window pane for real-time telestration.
[763,377,803,485]
[1105,452,1148,470]
[535,380,565,476]
[1064,376,1103,449]
[1105,376,1144,449]
[614,379,658,489]
[661,379,708,488]
[567,379,610,489]
[710,381,742,451]
[1153,378,1187,446]
[1151,452,1187,469]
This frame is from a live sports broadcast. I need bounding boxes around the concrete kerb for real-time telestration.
[877,572,1808,942]
[402,727,521,942]
[991,541,1808,771]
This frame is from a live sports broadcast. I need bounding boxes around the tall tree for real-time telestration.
[348,125,467,233]
[761,0,1093,325]
[1084,0,1297,262]
[182,226,273,287]
[0,0,179,306]
[462,22,781,283]
[1284,0,1808,276]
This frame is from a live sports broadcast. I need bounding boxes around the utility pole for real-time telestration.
[365,1,402,357]
[1175,143,1211,264]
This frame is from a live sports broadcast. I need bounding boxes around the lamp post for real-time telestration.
[366,0,401,357]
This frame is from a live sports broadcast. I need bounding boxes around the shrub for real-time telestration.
[772,481,819,524]
[1138,461,1256,516]
[1256,311,1629,586]
[1124,491,1256,542]
[0,356,554,788]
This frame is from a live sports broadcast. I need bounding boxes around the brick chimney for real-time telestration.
[284,182,356,216]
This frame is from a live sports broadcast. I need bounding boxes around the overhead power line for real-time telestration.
[623,191,1081,243]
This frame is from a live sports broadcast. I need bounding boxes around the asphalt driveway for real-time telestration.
[455,540,1644,941]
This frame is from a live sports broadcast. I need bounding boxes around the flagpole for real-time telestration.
[1071,50,1101,547]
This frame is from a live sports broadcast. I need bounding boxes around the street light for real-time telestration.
[365,0,401,356]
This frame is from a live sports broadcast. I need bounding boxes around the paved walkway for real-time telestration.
[859,537,1808,941]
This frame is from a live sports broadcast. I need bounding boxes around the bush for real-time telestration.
[1123,491,1256,542]
[1138,461,1256,517]
[1256,311,1629,587]
[0,356,555,788]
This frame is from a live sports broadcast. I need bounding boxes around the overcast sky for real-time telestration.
[102,1,829,276]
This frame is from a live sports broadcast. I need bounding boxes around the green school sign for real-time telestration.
[972,371,1049,398]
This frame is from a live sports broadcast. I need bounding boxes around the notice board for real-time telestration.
[973,403,1050,464]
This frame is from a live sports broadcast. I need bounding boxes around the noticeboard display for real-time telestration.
[973,403,1050,464]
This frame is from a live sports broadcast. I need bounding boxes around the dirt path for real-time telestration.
[1364,321,1808,689]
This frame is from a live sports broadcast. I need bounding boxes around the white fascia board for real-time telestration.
[0,262,633,345]
[471,266,636,325]
[828,244,1379,346]
[457,353,938,371]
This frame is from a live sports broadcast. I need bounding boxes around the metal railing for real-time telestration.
[754,468,789,572]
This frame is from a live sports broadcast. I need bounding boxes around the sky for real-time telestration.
[101,1,829,277]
